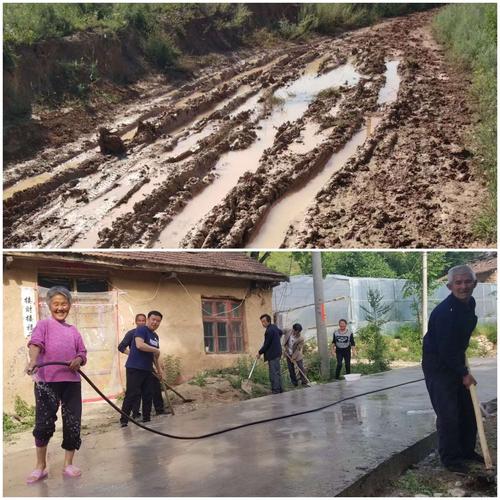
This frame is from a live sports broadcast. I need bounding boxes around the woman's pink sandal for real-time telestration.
[63,465,81,478]
[26,469,48,484]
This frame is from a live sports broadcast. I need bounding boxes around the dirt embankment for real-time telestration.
[3,5,300,165]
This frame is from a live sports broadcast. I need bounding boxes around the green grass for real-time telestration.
[3,4,253,47]
[3,396,36,436]
[299,4,432,35]
[392,471,445,496]
[188,372,207,387]
[433,4,497,242]
[389,324,422,362]
[144,33,180,71]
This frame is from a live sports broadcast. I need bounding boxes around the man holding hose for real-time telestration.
[422,265,481,474]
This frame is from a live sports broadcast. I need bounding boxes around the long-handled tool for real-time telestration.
[284,352,315,386]
[161,380,195,403]
[241,358,258,395]
[154,371,175,416]
[465,357,493,470]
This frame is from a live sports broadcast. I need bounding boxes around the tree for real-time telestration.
[358,288,391,371]
[291,252,396,278]
[256,252,303,275]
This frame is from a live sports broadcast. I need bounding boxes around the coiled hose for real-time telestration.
[33,361,424,440]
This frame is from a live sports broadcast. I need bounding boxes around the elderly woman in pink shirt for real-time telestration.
[25,286,87,484]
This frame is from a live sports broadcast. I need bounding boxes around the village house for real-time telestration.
[3,252,286,411]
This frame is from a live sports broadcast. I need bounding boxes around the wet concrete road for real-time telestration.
[5,359,496,496]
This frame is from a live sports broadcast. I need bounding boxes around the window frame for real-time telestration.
[37,274,109,292]
[201,298,246,354]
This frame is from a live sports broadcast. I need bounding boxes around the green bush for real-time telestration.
[122,5,156,33]
[300,4,432,36]
[236,356,270,386]
[277,13,317,40]
[394,324,422,361]
[3,413,17,433]
[144,33,180,71]
[161,354,182,385]
[303,351,337,381]
[3,396,36,436]
[188,372,207,387]
[474,323,497,345]
[15,395,35,418]
[357,324,390,371]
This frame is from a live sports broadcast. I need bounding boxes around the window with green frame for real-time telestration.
[202,298,245,354]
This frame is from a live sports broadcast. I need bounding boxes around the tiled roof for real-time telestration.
[8,251,287,283]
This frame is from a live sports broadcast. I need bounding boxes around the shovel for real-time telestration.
[284,352,315,386]
[157,376,175,416]
[241,358,258,395]
[465,357,493,469]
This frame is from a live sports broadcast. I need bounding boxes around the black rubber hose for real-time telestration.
[33,361,425,440]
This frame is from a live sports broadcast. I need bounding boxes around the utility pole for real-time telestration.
[312,252,329,378]
[422,251,428,338]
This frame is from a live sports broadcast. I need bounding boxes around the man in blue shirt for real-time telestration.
[120,311,164,427]
[118,313,146,419]
[422,265,480,474]
[257,314,283,394]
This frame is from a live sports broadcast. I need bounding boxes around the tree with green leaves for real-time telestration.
[358,288,391,372]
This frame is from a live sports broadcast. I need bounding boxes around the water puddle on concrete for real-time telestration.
[247,116,382,248]
[153,62,362,247]
[377,60,400,105]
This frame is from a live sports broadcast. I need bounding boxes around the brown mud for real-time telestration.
[3,10,490,249]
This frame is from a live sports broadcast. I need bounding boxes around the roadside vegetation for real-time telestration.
[284,4,433,39]
[433,4,497,242]
[3,3,437,114]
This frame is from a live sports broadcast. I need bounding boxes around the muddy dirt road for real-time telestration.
[3,10,489,249]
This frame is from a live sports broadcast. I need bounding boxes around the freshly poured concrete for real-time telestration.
[4,359,496,497]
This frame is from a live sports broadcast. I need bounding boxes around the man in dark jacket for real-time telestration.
[422,265,480,474]
[257,314,283,394]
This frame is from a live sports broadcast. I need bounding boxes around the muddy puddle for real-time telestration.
[247,59,400,247]
[153,61,362,247]
[378,60,400,104]
[3,150,95,201]
[3,173,53,200]
[247,117,382,247]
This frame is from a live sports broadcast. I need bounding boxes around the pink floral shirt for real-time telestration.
[28,317,87,382]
